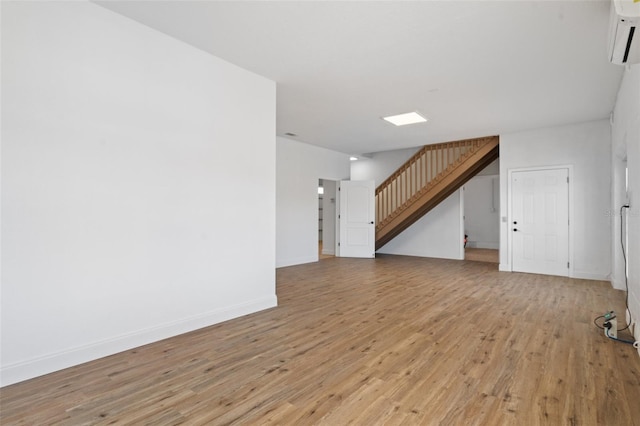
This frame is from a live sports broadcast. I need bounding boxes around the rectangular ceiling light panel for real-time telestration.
[383,111,427,126]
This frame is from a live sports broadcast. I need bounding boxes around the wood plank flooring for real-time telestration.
[464,248,499,264]
[2,255,640,425]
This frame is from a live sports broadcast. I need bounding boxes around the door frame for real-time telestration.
[506,165,574,276]
[319,179,339,257]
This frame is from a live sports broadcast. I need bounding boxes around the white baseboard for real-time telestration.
[467,241,499,249]
[570,271,610,281]
[610,276,627,290]
[499,263,511,272]
[496,263,609,281]
[630,292,640,359]
[321,249,335,255]
[0,295,277,387]
[276,255,318,268]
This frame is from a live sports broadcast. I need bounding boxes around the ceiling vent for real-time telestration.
[608,0,640,65]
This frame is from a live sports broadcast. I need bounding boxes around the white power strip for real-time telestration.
[602,310,640,352]
[605,316,618,339]
[603,311,617,338]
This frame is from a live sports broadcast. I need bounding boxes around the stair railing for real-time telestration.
[375,137,494,231]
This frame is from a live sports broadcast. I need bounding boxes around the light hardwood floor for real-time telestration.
[465,248,499,264]
[2,255,639,425]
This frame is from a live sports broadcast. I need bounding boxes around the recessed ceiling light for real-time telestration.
[382,112,428,126]
[350,156,358,161]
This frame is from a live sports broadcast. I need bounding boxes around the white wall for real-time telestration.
[611,65,640,334]
[352,148,464,260]
[476,158,500,176]
[464,175,499,249]
[350,147,420,184]
[499,120,612,280]
[611,116,629,291]
[276,137,350,267]
[1,2,276,386]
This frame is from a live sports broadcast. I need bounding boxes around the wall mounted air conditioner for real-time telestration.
[608,0,640,65]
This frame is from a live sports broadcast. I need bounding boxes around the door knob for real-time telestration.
[370,221,374,224]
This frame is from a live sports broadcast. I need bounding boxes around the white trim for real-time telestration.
[499,263,511,272]
[458,189,465,260]
[507,165,574,277]
[610,276,627,290]
[571,272,610,281]
[336,183,341,257]
[0,296,277,387]
[276,255,318,268]
[467,242,500,249]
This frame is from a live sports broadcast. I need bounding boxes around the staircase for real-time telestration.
[375,135,499,250]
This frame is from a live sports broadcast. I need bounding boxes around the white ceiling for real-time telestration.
[96,0,624,156]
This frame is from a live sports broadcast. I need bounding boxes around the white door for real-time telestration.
[511,168,569,276]
[338,180,375,258]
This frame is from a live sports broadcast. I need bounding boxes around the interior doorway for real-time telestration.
[318,179,337,259]
[463,160,500,264]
